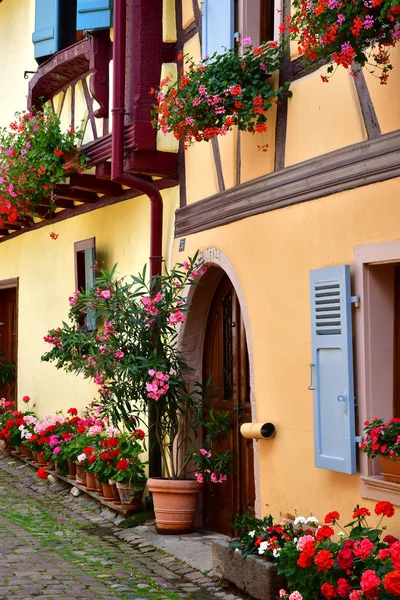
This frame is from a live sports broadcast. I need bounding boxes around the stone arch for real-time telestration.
[177,247,261,517]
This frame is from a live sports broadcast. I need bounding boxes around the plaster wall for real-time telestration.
[0,0,36,127]
[0,187,179,417]
[171,177,400,529]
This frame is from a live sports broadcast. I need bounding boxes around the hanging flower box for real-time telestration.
[152,39,291,150]
[0,105,86,226]
[287,0,400,83]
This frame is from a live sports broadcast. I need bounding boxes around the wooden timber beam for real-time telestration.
[55,185,99,203]
[39,197,76,210]
[0,229,10,236]
[69,174,124,196]
[3,224,22,231]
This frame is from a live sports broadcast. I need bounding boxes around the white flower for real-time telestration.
[258,541,270,555]
[273,548,281,557]
[77,453,86,463]
[248,530,256,538]
[294,516,307,526]
[25,432,32,439]
[306,516,319,525]
[293,538,298,544]
[235,548,241,553]
[338,531,345,537]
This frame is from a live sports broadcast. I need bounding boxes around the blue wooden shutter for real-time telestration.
[84,247,97,332]
[310,265,357,474]
[77,0,113,31]
[32,0,60,60]
[202,0,234,58]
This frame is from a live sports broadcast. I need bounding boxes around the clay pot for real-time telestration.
[85,471,97,492]
[380,455,400,483]
[32,450,38,464]
[21,443,33,459]
[3,439,13,453]
[115,482,144,511]
[147,478,203,534]
[37,452,47,466]
[47,461,55,470]
[101,481,114,501]
[95,476,104,496]
[67,460,76,480]
[62,150,80,174]
[75,463,86,485]
[109,479,121,505]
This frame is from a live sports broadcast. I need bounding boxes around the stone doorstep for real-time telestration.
[212,540,285,600]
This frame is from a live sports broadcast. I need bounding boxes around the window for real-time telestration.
[74,238,97,332]
[33,0,113,63]
[202,0,279,59]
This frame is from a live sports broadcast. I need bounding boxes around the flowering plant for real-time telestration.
[92,430,147,484]
[277,502,400,600]
[288,0,400,84]
[0,105,85,225]
[152,38,291,149]
[42,256,233,482]
[361,417,400,459]
[229,512,319,559]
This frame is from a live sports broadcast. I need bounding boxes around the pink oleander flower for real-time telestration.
[114,350,124,359]
[242,37,252,46]
[100,290,111,299]
[199,448,212,458]
[195,472,204,483]
[53,446,61,454]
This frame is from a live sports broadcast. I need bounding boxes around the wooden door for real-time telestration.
[0,288,17,404]
[203,275,255,535]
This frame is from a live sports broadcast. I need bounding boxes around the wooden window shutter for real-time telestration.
[310,265,357,475]
[77,0,113,31]
[32,0,60,61]
[202,0,234,59]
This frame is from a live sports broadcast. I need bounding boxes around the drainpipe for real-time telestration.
[111,0,162,477]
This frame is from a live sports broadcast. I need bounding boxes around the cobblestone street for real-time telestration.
[0,454,242,600]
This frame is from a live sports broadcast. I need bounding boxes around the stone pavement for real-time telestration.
[0,453,245,600]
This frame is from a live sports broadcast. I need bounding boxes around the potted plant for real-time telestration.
[361,417,400,482]
[288,0,400,84]
[276,502,400,600]
[42,256,232,533]
[152,38,291,150]
[0,105,86,225]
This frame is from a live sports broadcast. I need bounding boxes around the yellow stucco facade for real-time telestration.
[1,0,400,532]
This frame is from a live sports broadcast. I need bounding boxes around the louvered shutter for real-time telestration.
[77,0,113,31]
[202,0,234,58]
[310,265,357,474]
[32,0,60,60]
[84,247,97,332]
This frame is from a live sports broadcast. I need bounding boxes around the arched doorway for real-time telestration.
[203,274,255,535]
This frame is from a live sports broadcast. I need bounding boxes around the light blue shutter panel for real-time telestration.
[77,0,113,31]
[310,265,356,475]
[202,0,234,58]
[32,0,60,60]
[85,247,97,332]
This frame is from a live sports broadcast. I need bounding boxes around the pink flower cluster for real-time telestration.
[141,292,163,316]
[145,370,170,401]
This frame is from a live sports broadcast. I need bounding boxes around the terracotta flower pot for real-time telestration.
[101,481,114,501]
[380,455,400,483]
[32,450,38,464]
[75,463,86,485]
[95,476,104,496]
[85,471,97,491]
[37,452,47,466]
[115,482,144,511]
[21,443,33,459]
[109,479,121,505]
[147,478,203,534]
[67,460,76,480]
[3,439,13,453]
[47,461,55,470]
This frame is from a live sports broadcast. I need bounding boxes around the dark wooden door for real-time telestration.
[203,275,255,535]
[0,288,17,404]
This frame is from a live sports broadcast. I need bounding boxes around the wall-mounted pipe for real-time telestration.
[240,422,276,440]
[112,0,163,475]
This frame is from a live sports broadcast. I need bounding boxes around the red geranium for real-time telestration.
[37,468,48,479]
[297,552,313,568]
[384,571,400,596]
[325,511,340,524]
[321,582,337,599]
[316,525,334,541]
[353,507,371,519]
[315,550,334,571]
[375,501,395,518]
[67,407,78,416]
[116,459,129,471]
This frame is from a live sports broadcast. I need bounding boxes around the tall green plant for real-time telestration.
[42,256,232,481]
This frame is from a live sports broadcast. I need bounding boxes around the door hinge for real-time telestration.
[351,296,360,308]
[354,435,363,443]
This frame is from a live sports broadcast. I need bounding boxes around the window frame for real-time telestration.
[236,0,282,47]
[355,240,400,503]
[74,237,97,332]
